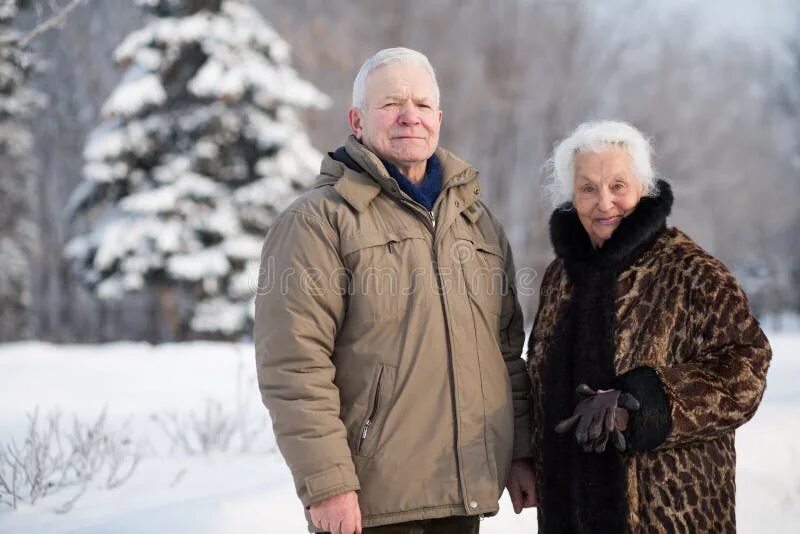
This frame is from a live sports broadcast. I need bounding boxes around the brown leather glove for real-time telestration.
[555,384,640,453]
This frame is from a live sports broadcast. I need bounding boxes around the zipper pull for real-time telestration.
[429,211,436,229]
[361,419,372,440]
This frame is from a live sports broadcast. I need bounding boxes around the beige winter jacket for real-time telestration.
[254,136,531,530]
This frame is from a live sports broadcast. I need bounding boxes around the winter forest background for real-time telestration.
[1,0,798,343]
[1,0,800,532]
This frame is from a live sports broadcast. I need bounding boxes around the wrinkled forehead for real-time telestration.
[364,61,438,101]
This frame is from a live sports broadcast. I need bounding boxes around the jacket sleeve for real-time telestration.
[616,257,772,451]
[498,231,532,460]
[254,208,360,507]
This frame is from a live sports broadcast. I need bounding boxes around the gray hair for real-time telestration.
[546,120,658,208]
[352,47,440,110]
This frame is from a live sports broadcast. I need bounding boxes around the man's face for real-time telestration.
[348,62,442,179]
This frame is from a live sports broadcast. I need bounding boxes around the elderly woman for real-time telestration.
[527,120,771,533]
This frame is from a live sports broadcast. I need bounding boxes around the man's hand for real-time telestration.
[309,491,362,534]
[506,459,538,513]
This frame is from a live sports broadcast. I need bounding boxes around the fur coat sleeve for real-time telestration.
[618,251,772,450]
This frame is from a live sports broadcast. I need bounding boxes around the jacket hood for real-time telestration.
[314,135,479,213]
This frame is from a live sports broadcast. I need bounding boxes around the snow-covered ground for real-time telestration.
[0,333,798,533]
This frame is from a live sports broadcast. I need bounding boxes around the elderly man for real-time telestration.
[255,47,536,534]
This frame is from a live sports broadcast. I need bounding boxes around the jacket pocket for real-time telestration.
[452,229,506,321]
[355,363,396,457]
[341,228,427,324]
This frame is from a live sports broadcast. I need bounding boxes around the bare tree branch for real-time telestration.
[0,0,91,47]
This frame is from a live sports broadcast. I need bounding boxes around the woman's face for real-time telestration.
[572,145,645,248]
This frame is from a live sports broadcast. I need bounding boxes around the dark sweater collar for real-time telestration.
[329,143,443,211]
[550,180,673,277]
[380,155,442,211]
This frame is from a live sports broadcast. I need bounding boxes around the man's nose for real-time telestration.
[397,101,421,124]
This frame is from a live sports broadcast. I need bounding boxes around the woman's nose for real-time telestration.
[598,189,614,211]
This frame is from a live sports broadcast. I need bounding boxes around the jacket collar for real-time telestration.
[549,179,674,278]
[320,135,479,213]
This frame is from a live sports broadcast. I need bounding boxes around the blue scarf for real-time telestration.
[381,155,442,212]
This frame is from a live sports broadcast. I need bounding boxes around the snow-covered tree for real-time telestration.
[0,0,42,341]
[64,0,329,340]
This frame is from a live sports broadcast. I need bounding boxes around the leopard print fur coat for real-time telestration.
[527,181,771,533]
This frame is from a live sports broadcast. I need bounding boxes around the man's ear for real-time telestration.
[348,108,363,139]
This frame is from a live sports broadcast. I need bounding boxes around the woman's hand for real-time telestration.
[555,384,640,452]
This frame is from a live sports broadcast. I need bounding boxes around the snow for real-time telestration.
[96,277,126,300]
[120,184,181,214]
[102,73,167,118]
[120,173,222,214]
[91,216,184,274]
[221,237,262,262]
[228,262,259,299]
[190,298,248,335]
[114,3,330,110]
[0,3,18,20]
[198,204,241,237]
[82,161,117,182]
[0,331,798,533]
[234,176,296,212]
[167,249,230,282]
[83,127,129,164]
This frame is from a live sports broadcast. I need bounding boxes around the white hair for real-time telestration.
[352,47,440,110]
[546,120,658,208]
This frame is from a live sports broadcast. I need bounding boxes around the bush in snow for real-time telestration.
[64,0,329,340]
[0,0,43,341]
[0,409,142,513]
[151,357,271,454]
[150,398,271,455]
[0,398,269,514]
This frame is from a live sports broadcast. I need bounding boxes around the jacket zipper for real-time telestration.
[386,174,474,510]
[395,198,470,512]
[358,366,384,453]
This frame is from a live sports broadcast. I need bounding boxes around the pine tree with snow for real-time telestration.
[0,0,41,341]
[65,0,330,340]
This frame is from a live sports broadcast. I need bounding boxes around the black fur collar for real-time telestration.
[549,180,673,279]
